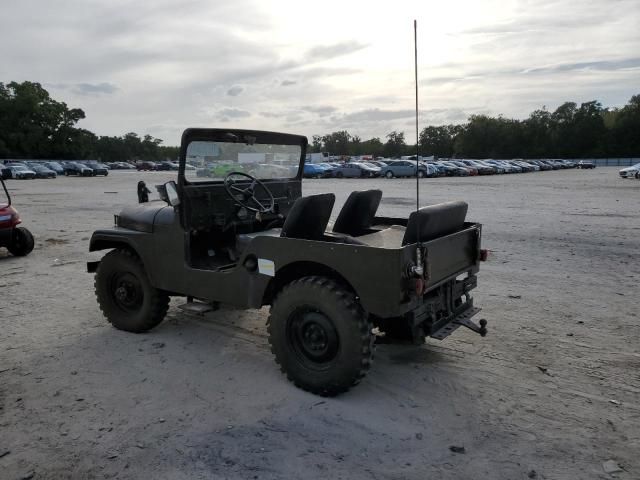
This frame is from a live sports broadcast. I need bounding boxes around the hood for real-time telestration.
[117,202,168,233]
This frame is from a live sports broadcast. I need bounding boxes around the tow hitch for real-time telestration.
[430,306,488,340]
[455,312,488,337]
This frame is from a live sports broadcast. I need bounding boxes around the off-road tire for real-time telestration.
[268,276,374,396]
[8,227,34,256]
[95,249,169,333]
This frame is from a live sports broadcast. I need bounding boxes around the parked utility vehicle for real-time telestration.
[0,177,35,256]
[88,129,488,396]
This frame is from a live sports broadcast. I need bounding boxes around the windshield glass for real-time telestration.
[184,140,301,182]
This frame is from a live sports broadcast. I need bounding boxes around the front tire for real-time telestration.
[8,227,34,256]
[95,249,169,333]
[268,276,374,396]
[417,170,425,178]
[385,171,394,179]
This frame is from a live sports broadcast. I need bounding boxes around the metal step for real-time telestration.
[177,301,218,315]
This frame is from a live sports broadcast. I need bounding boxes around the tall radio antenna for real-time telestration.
[414,19,420,213]
[410,19,425,281]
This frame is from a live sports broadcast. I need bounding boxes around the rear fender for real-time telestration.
[262,261,356,306]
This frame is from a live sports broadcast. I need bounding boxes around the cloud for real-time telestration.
[259,111,283,118]
[226,85,244,96]
[305,40,368,61]
[49,82,118,96]
[297,67,361,78]
[523,57,640,74]
[74,82,118,95]
[340,108,415,123]
[218,108,251,118]
[2,0,637,144]
[301,105,337,116]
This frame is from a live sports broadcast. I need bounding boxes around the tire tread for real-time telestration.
[267,275,374,396]
[94,249,169,333]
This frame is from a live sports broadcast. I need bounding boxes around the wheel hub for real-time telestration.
[303,324,328,351]
[111,273,143,311]
[288,310,339,365]
[115,285,128,301]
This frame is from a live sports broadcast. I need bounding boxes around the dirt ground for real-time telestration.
[1,168,639,480]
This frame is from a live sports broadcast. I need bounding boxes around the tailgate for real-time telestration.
[422,223,481,290]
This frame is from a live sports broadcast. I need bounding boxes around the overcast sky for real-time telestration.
[1,0,638,145]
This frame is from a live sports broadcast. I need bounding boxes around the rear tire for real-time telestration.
[268,276,374,396]
[336,172,343,178]
[8,227,34,256]
[95,249,169,333]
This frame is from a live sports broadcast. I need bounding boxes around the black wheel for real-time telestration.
[385,171,394,179]
[8,227,34,256]
[268,276,374,396]
[95,249,169,333]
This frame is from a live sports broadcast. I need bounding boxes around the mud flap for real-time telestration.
[87,261,100,273]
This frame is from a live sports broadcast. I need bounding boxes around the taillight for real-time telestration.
[479,249,489,261]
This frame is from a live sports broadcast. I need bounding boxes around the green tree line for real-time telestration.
[310,95,640,159]
[0,81,178,161]
[1,81,638,160]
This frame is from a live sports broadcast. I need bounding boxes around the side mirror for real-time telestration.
[165,181,180,206]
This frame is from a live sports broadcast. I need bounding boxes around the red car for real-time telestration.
[0,177,34,256]
[136,161,158,171]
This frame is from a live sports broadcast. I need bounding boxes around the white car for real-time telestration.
[7,165,36,179]
[619,163,640,178]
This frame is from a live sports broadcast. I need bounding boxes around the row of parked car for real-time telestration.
[0,159,198,180]
[303,158,584,179]
[1,160,113,179]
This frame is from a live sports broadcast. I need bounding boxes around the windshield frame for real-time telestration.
[0,177,10,207]
[178,128,307,186]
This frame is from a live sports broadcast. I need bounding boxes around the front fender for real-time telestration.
[89,227,149,253]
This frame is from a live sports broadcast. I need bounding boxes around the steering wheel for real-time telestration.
[223,171,275,214]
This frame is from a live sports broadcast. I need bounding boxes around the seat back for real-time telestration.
[281,193,336,240]
[332,189,382,236]
[402,201,468,246]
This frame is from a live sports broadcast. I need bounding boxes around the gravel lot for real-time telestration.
[1,168,639,480]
